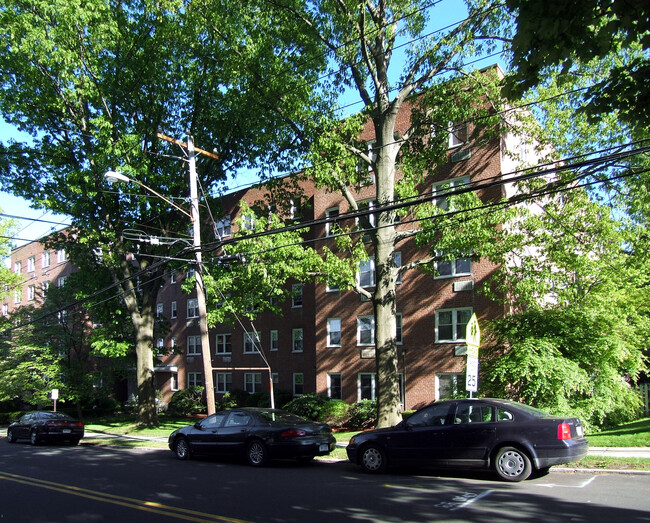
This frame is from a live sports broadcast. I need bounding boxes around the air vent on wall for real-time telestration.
[453,280,474,292]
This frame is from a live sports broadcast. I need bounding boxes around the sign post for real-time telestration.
[51,389,59,412]
[465,314,480,398]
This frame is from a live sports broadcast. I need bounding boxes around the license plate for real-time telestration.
[63,429,71,434]
[576,425,584,437]
[319,444,329,452]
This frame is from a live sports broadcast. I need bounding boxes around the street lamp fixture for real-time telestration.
[104,162,216,416]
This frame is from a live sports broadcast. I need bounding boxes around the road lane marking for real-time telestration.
[385,484,494,512]
[535,476,596,489]
[0,471,250,523]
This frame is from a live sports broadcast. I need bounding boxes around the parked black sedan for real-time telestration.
[7,411,85,446]
[169,407,337,466]
[346,398,588,481]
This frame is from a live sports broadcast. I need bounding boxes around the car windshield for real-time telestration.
[40,412,70,420]
[257,410,307,423]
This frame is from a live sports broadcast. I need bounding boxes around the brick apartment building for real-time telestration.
[5,90,531,412]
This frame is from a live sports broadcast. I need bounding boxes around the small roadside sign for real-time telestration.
[465,314,480,395]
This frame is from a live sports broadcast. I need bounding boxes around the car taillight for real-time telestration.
[557,423,572,440]
[280,429,307,438]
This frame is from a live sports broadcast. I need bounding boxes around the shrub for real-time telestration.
[283,393,331,421]
[167,387,206,416]
[347,400,377,429]
[322,401,350,428]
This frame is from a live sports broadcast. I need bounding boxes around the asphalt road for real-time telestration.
[1,441,649,522]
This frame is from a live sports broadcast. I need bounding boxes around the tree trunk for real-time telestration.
[135,320,158,427]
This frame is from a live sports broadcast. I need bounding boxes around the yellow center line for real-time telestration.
[0,471,251,523]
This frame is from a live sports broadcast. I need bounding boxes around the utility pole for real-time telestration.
[188,134,216,416]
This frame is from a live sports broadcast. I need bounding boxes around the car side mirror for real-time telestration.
[194,422,202,429]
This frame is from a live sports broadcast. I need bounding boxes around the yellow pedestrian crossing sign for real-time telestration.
[465,313,480,358]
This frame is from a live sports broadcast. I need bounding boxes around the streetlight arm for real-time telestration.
[104,171,193,221]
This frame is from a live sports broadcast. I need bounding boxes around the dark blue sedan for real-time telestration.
[169,407,336,466]
[346,398,588,481]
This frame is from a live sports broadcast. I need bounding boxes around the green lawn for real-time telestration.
[585,418,650,447]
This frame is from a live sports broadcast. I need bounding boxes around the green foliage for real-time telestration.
[283,393,332,421]
[167,387,206,416]
[347,400,377,430]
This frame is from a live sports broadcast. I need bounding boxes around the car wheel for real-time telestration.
[6,429,15,444]
[494,446,532,482]
[174,437,192,461]
[30,431,40,446]
[246,439,268,467]
[69,437,81,446]
[360,444,387,474]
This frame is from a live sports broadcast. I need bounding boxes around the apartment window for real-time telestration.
[187,298,199,319]
[42,281,49,294]
[187,335,202,355]
[356,141,376,185]
[27,285,35,301]
[57,249,66,263]
[244,372,261,393]
[14,261,21,274]
[156,303,163,319]
[292,328,304,352]
[57,276,66,288]
[216,372,232,393]
[293,373,304,396]
[42,251,50,268]
[216,216,231,238]
[396,313,403,344]
[270,330,279,351]
[187,267,195,279]
[357,316,375,346]
[272,372,279,385]
[358,373,377,401]
[436,308,473,343]
[14,289,22,304]
[448,121,468,148]
[436,372,465,400]
[358,258,376,288]
[27,257,35,272]
[215,333,232,354]
[188,372,202,388]
[326,282,339,293]
[291,284,303,308]
[170,271,177,284]
[58,310,67,325]
[244,331,260,353]
[433,176,470,211]
[435,256,472,278]
[170,373,179,392]
[328,373,342,400]
[156,338,164,355]
[242,215,255,231]
[357,199,376,227]
[327,318,341,347]
[171,337,177,349]
[2,304,8,316]
[171,301,177,319]
[325,207,339,237]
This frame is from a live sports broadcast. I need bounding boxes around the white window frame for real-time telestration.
[356,199,376,227]
[395,251,402,284]
[42,281,49,294]
[270,330,279,351]
[14,261,21,274]
[170,271,177,284]
[57,249,66,263]
[216,216,231,238]
[215,333,232,354]
[325,206,339,237]
[436,372,465,400]
[215,372,232,393]
[156,303,163,319]
[171,301,177,319]
[291,284,303,308]
[448,121,467,148]
[27,257,35,272]
[327,318,342,347]
[42,251,50,268]
[188,372,202,388]
[156,338,165,355]
[435,255,472,279]
[27,285,35,301]
[292,328,304,353]
[433,176,470,211]
[358,258,376,288]
[435,307,473,343]
[293,373,304,396]
[357,315,375,346]
[187,298,199,319]
[244,372,261,393]
[327,373,342,400]
[358,373,377,401]
[57,276,66,288]
[187,335,202,355]
[244,331,260,354]
[170,372,179,392]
